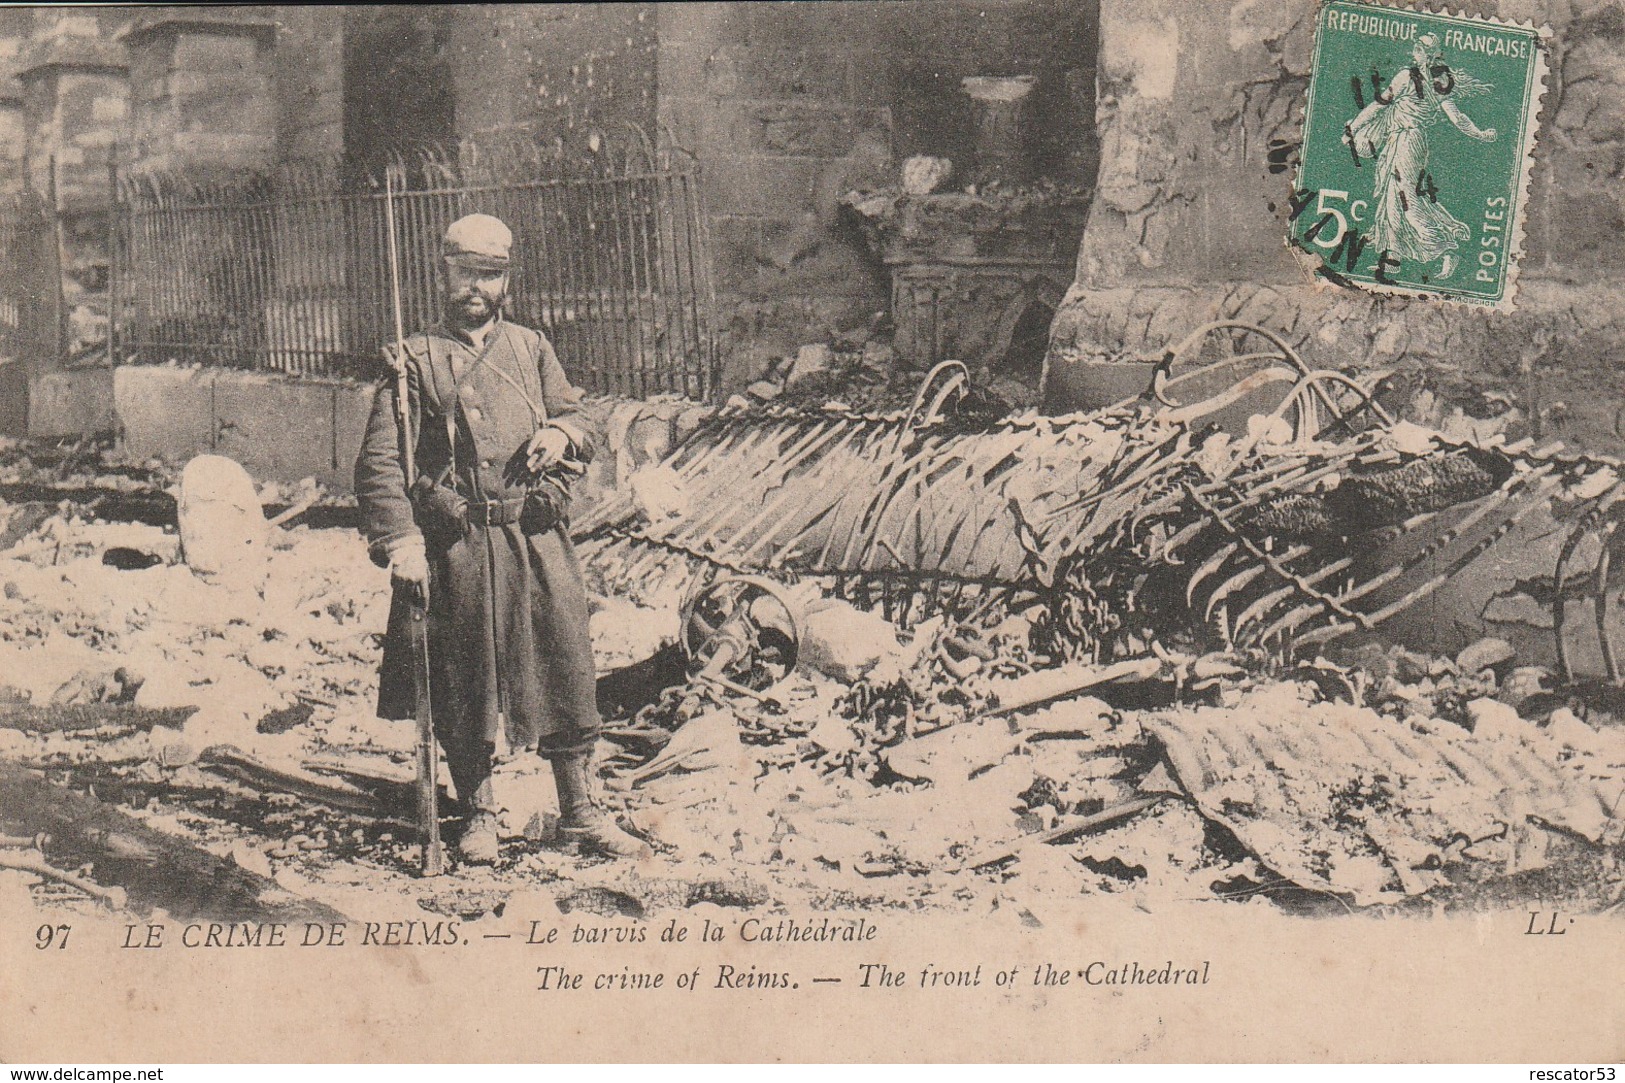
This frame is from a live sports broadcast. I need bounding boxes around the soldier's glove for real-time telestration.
[387,535,429,605]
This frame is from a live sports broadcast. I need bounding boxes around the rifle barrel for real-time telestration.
[384,171,444,878]
[385,172,414,483]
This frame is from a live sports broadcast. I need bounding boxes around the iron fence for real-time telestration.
[109,128,720,400]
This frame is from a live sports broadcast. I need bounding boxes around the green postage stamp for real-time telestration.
[1292,0,1549,310]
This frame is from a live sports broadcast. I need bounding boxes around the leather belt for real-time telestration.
[466,496,527,526]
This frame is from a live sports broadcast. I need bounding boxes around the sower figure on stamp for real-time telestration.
[1343,33,1497,281]
[355,213,646,864]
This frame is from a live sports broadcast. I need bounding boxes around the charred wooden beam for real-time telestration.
[0,702,198,734]
[0,763,345,923]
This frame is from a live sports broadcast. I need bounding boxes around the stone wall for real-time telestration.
[272,8,343,163]
[17,9,130,363]
[1046,0,1625,456]
[449,4,658,141]
[343,7,453,174]
[0,10,28,200]
[27,362,700,510]
[655,2,895,385]
[655,1,1097,388]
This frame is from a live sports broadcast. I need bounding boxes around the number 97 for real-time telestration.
[35,923,69,949]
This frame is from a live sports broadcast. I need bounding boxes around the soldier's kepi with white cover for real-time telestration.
[354,212,646,863]
[441,213,512,272]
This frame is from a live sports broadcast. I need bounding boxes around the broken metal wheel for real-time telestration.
[680,575,800,692]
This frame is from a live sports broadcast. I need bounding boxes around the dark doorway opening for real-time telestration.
[342,7,456,183]
[1003,295,1057,390]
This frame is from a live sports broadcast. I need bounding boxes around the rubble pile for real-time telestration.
[0,507,395,764]
[6,327,1625,923]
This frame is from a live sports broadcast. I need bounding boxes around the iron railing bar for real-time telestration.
[610,163,649,397]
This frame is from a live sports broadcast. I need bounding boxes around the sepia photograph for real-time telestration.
[0,0,1620,1065]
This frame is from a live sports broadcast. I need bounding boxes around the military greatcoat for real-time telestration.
[354,317,600,761]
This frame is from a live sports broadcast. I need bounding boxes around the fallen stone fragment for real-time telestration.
[1457,637,1515,676]
[628,465,689,524]
[1389,648,1437,684]
[1500,666,1554,708]
[176,454,268,589]
[147,725,197,767]
[784,344,833,391]
[1466,697,1526,739]
[48,667,129,706]
[1547,708,1607,757]
[799,598,901,683]
[900,155,953,195]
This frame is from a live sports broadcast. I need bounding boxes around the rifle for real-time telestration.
[385,171,446,877]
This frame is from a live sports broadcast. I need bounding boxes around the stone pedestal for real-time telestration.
[119,11,278,178]
[848,186,1089,385]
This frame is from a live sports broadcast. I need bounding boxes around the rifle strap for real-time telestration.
[483,324,547,426]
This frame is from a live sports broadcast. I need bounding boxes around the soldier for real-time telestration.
[355,213,645,864]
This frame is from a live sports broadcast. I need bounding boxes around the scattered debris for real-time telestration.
[1146,682,1625,907]
[8,325,1625,922]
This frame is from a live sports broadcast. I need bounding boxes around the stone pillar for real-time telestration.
[0,9,29,200]
[273,7,343,164]
[0,15,27,435]
[17,9,128,365]
[0,78,25,201]
[115,13,281,373]
[119,10,278,178]
[1045,0,1625,457]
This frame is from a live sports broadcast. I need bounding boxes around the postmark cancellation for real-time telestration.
[1291,0,1550,310]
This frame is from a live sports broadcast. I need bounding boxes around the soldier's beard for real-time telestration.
[450,290,504,329]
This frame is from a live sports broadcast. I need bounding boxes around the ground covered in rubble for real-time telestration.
[1,436,1623,932]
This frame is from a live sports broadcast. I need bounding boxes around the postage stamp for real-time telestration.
[1291,0,1549,310]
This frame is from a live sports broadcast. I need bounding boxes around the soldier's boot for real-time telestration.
[551,752,649,858]
[455,778,501,867]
